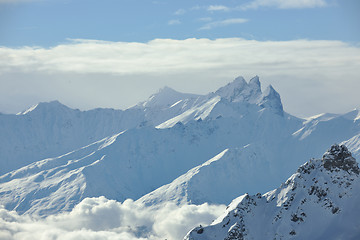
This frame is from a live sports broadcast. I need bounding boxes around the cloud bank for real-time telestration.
[2,38,358,76]
[0,38,359,117]
[0,196,225,240]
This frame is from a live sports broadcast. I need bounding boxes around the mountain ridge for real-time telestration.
[185,144,360,240]
[0,76,286,174]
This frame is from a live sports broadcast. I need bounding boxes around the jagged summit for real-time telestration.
[215,76,261,103]
[258,84,284,115]
[248,75,261,91]
[213,76,283,115]
[323,144,359,174]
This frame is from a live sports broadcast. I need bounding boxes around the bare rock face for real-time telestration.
[323,144,359,174]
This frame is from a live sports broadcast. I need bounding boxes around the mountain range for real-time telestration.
[0,76,359,239]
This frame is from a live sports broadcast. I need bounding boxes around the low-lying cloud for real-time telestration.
[0,196,226,240]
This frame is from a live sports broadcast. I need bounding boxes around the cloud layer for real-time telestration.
[2,38,358,76]
[0,38,359,117]
[0,196,225,240]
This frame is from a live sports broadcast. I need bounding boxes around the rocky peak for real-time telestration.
[257,85,284,116]
[215,76,263,104]
[185,145,360,240]
[323,144,359,174]
[215,76,247,102]
[248,75,261,91]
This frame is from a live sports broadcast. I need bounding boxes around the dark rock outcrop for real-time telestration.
[323,144,359,174]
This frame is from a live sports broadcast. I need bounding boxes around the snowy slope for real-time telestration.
[0,85,204,174]
[185,144,360,240]
[0,101,141,174]
[344,133,360,157]
[0,110,299,216]
[138,128,360,207]
[138,145,284,206]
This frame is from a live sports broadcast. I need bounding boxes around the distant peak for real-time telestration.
[141,86,200,108]
[38,100,64,106]
[233,76,246,84]
[264,84,275,94]
[36,100,69,109]
[157,86,178,94]
[258,84,284,115]
[215,76,260,103]
[249,75,260,89]
[17,101,69,115]
[32,101,71,114]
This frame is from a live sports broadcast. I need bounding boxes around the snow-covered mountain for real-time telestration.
[185,144,360,240]
[0,76,281,174]
[0,113,299,215]
[0,101,138,174]
[1,76,359,219]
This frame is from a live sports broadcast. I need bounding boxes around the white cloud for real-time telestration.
[174,8,186,15]
[0,197,225,240]
[240,0,327,10]
[207,5,230,11]
[0,38,360,117]
[200,18,249,30]
[198,17,212,22]
[168,19,181,25]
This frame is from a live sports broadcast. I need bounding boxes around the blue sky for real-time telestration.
[0,0,359,117]
[1,0,359,46]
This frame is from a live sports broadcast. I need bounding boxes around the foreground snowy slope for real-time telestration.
[185,144,360,240]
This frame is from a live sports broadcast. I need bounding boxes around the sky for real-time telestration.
[0,0,359,117]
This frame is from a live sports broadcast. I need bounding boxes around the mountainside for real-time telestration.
[185,144,360,240]
[0,101,138,174]
[1,76,359,218]
[138,145,284,206]
[0,111,298,216]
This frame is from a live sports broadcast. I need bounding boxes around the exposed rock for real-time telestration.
[323,144,359,174]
